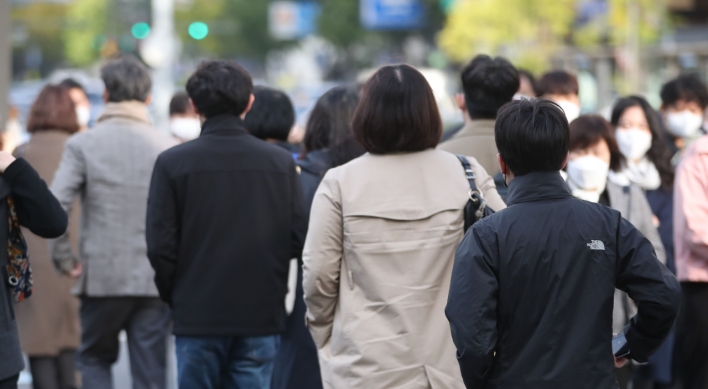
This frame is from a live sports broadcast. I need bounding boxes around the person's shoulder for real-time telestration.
[157,140,192,160]
[690,135,708,154]
[570,195,622,221]
[64,130,91,148]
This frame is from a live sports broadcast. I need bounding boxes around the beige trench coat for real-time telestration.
[14,130,81,356]
[303,149,505,389]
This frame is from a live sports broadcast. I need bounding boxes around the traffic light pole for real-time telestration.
[0,0,11,130]
[150,0,176,134]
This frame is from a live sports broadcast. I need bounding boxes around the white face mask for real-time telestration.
[170,117,202,141]
[75,106,91,128]
[567,155,610,192]
[556,100,581,123]
[615,128,652,162]
[666,111,703,138]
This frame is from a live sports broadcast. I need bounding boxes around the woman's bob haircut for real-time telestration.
[352,64,442,154]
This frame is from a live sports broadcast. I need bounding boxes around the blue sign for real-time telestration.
[360,0,425,30]
[269,2,321,40]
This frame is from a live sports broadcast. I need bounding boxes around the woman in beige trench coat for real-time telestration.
[13,85,81,389]
[302,64,506,389]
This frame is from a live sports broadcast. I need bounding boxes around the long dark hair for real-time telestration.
[301,86,364,167]
[611,96,675,189]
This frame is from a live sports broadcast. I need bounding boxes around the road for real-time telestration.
[19,332,177,389]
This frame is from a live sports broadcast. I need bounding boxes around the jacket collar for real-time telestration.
[456,119,496,138]
[298,149,331,176]
[506,171,572,206]
[97,101,150,124]
[200,114,249,137]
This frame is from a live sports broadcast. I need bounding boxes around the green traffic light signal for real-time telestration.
[188,22,209,40]
[131,22,151,40]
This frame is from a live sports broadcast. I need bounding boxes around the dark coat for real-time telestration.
[271,150,328,389]
[0,158,68,381]
[644,187,676,384]
[646,188,674,273]
[146,114,307,336]
[446,171,681,389]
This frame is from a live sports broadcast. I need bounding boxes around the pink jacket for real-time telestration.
[675,135,708,282]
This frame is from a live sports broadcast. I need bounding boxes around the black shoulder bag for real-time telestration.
[456,155,495,232]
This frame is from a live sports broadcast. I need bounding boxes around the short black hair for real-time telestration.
[244,86,295,141]
[660,74,708,110]
[58,78,87,97]
[517,69,539,97]
[538,70,579,96]
[101,56,152,103]
[495,99,569,176]
[169,92,193,116]
[352,64,442,154]
[186,60,253,118]
[460,55,519,119]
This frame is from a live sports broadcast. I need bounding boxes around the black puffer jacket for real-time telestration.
[446,171,681,389]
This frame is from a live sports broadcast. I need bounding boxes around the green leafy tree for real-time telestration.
[63,0,150,66]
[12,3,71,77]
[439,0,576,72]
[574,0,666,47]
[63,0,109,66]
[439,0,666,73]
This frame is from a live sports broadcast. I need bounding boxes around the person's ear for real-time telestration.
[456,93,466,112]
[189,99,200,116]
[240,94,256,119]
[144,94,153,106]
[497,153,509,175]
[561,152,570,170]
[103,89,109,104]
[189,99,205,123]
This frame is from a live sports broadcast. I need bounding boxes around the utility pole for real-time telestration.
[625,0,641,94]
[150,0,176,133]
[0,0,11,130]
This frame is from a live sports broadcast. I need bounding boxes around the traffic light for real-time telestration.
[188,22,209,40]
[131,22,151,40]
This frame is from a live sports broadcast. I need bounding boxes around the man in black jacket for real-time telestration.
[446,99,681,389]
[146,60,307,389]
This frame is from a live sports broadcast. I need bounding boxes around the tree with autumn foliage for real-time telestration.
[439,0,668,73]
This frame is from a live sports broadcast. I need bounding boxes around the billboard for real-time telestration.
[360,0,425,30]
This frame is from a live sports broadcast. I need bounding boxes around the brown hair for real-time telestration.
[352,64,442,154]
[27,85,79,134]
[538,70,579,96]
[569,115,625,172]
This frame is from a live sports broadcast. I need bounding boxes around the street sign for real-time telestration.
[269,1,320,40]
[360,0,425,30]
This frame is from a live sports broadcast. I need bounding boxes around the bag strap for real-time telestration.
[456,155,480,196]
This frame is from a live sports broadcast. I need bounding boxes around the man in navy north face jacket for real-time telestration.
[446,99,681,389]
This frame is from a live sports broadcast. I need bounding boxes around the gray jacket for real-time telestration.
[607,181,667,334]
[50,101,178,297]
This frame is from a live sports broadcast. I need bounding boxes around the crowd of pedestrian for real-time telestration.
[0,52,706,389]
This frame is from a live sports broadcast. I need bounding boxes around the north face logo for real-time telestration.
[587,240,605,250]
